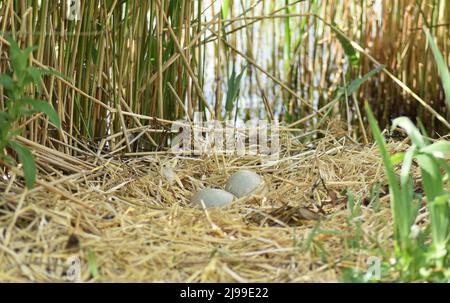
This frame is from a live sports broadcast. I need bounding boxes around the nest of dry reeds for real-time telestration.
[0,124,414,282]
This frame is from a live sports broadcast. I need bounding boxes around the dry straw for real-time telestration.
[0,0,448,154]
[0,0,445,282]
[0,123,417,282]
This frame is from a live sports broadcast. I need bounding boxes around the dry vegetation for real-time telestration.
[0,0,449,151]
[1,126,414,282]
[0,0,449,282]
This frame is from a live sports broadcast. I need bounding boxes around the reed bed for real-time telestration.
[0,0,448,283]
[0,124,417,282]
[0,0,448,157]
[211,0,450,133]
[0,0,203,153]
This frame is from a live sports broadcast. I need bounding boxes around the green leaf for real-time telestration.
[420,141,450,159]
[347,65,385,95]
[6,35,37,75]
[6,34,20,52]
[370,183,382,212]
[26,67,45,93]
[17,109,37,118]
[41,68,72,82]
[284,0,291,73]
[391,117,425,148]
[400,146,416,188]
[8,128,23,138]
[18,98,61,128]
[336,65,384,100]
[86,248,99,278]
[225,65,246,113]
[418,159,449,248]
[8,141,36,189]
[416,153,440,183]
[11,48,35,75]
[221,0,231,19]
[424,27,450,109]
[0,111,10,128]
[225,68,237,113]
[2,155,15,165]
[390,152,405,166]
[347,190,356,218]
[0,74,15,91]
[0,112,11,143]
[235,68,246,90]
[332,23,359,66]
[366,102,410,245]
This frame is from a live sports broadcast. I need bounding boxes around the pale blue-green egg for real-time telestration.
[225,170,266,198]
[191,188,235,208]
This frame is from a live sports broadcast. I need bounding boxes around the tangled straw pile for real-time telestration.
[0,126,413,282]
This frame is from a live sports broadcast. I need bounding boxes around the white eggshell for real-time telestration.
[191,188,235,208]
[225,170,265,198]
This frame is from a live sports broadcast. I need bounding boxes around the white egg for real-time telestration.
[225,170,266,198]
[191,188,235,208]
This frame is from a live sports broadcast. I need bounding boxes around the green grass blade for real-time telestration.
[416,153,448,249]
[0,74,14,91]
[222,0,231,19]
[19,98,61,128]
[87,248,99,279]
[332,23,359,66]
[420,141,450,158]
[8,141,36,189]
[392,117,425,148]
[400,146,416,188]
[424,27,450,109]
[346,65,385,95]
[225,65,246,114]
[284,0,291,74]
[336,65,385,100]
[365,102,409,245]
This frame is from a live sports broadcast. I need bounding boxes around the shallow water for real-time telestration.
[201,0,384,124]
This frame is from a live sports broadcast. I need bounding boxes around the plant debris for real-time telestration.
[0,129,413,282]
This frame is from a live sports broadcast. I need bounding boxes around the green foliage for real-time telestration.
[283,0,292,74]
[221,0,231,19]
[346,190,362,219]
[366,101,449,281]
[423,27,450,109]
[369,183,382,212]
[317,65,384,128]
[225,65,247,117]
[7,141,36,189]
[338,65,385,98]
[0,36,61,189]
[87,248,99,279]
[347,27,450,283]
[332,23,360,66]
